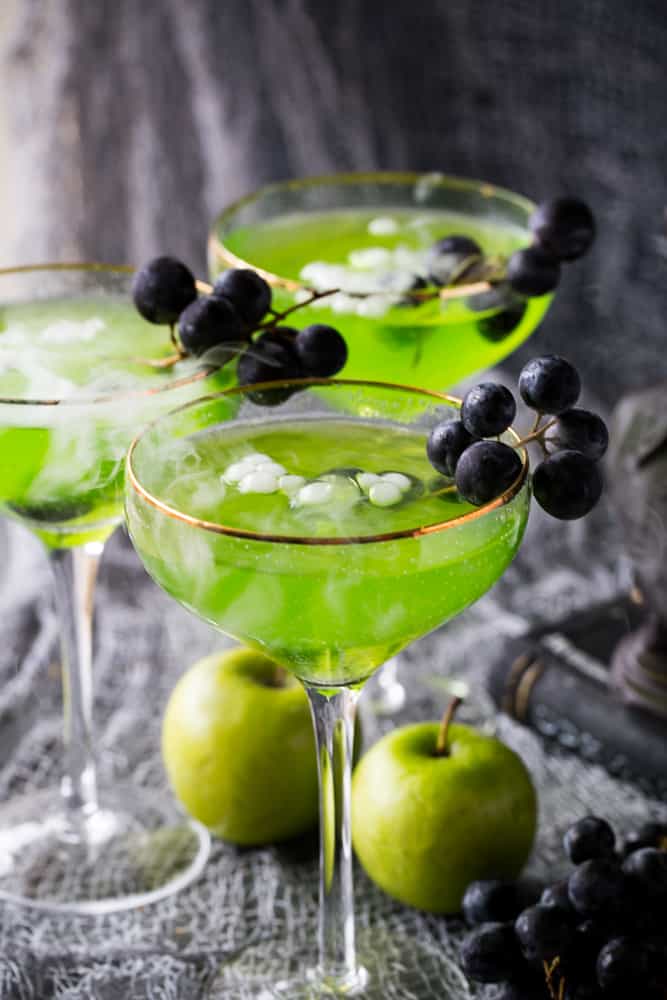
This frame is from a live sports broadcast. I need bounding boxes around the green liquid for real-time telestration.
[127,418,530,687]
[0,296,230,547]
[213,207,552,389]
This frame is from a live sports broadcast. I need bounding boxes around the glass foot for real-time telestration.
[0,783,210,914]
[211,926,470,998]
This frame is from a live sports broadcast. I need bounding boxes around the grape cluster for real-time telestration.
[424,197,594,304]
[506,197,595,297]
[459,815,667,998]
[426,356,608,520]
[131,257,348,402]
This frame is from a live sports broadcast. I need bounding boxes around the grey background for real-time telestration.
[0,0,665,406]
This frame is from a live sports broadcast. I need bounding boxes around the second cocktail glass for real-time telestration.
[0,264,234,912]
[208,172,554,391]
[126,378,530,996]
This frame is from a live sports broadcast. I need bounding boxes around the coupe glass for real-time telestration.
[208,171,553,391]
[0,263,233,913]
[126,378,530,996]
[209,172,552,716]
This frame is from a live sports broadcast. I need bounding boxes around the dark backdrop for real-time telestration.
[3,0,667,404]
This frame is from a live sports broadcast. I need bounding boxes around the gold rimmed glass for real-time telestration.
[208,171,554,392]
[0,263,235,913]
[126,378,530,996]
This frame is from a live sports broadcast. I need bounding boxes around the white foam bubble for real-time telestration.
[243,452,272,467]
[238,470,280,494]
[278,474,305,495]
[369,481,402,507]
[294,482,333,506]
[381,472,412,492]
[39,317,105,344]
[222,460,255,484]
[356,295,398,318]
[348,248,393,270]
[255,461,286,478]
[368,217,399,236]
[330,293,359,315]
[357,472,382,491]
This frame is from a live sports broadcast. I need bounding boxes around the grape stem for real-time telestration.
[139,251,509,370]
[514,416,558,449]
[255,251,507,319]
[543,957,565,1000]
[130,350,188,369]
[257,287,341,327]
[428,483,457,499]
[434,696,463,756]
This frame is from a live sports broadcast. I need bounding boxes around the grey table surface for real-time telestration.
[0,498,664,999]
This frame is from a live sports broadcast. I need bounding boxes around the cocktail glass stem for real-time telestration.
[305,685,367,994]
[48,541,102,826]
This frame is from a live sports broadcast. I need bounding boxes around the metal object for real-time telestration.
[608,383,667,718]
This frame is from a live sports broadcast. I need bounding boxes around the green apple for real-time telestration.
[351,710,537,914]
[162,647,318,846]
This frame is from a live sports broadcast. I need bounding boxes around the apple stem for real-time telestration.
[273,662,287,688]
[435,696,463,756]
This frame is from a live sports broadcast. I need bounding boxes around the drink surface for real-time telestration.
[158,418,475,537]
[0,295,225,547]
[215,207,552,388]
[128,415,530,686]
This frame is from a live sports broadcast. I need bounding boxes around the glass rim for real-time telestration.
[126,376,529,547]
[0,262,215,407]
[207,170,537,300]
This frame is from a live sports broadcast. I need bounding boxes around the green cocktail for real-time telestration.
[208,173,553,391]
[126,379,529,996]
[128,412,528,687]
[0,279,227,548]
[0,264,230,913]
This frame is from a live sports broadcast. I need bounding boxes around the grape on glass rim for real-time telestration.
[178,294,246,357]
[427,233,482,285]
[295,324,348,377]
[212,268,272,327]
[476,300,527,343]
[132,255,197,325]
[529,197,596,262]
[546,409,609,462]
[426,420,475,478]
[253,326,300,357]
[455,440,523,506]
[533,451,603,520]
[507,245,561,297]
[237,332,304,406]
[519,355,581,414]
[461,382,517,438]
